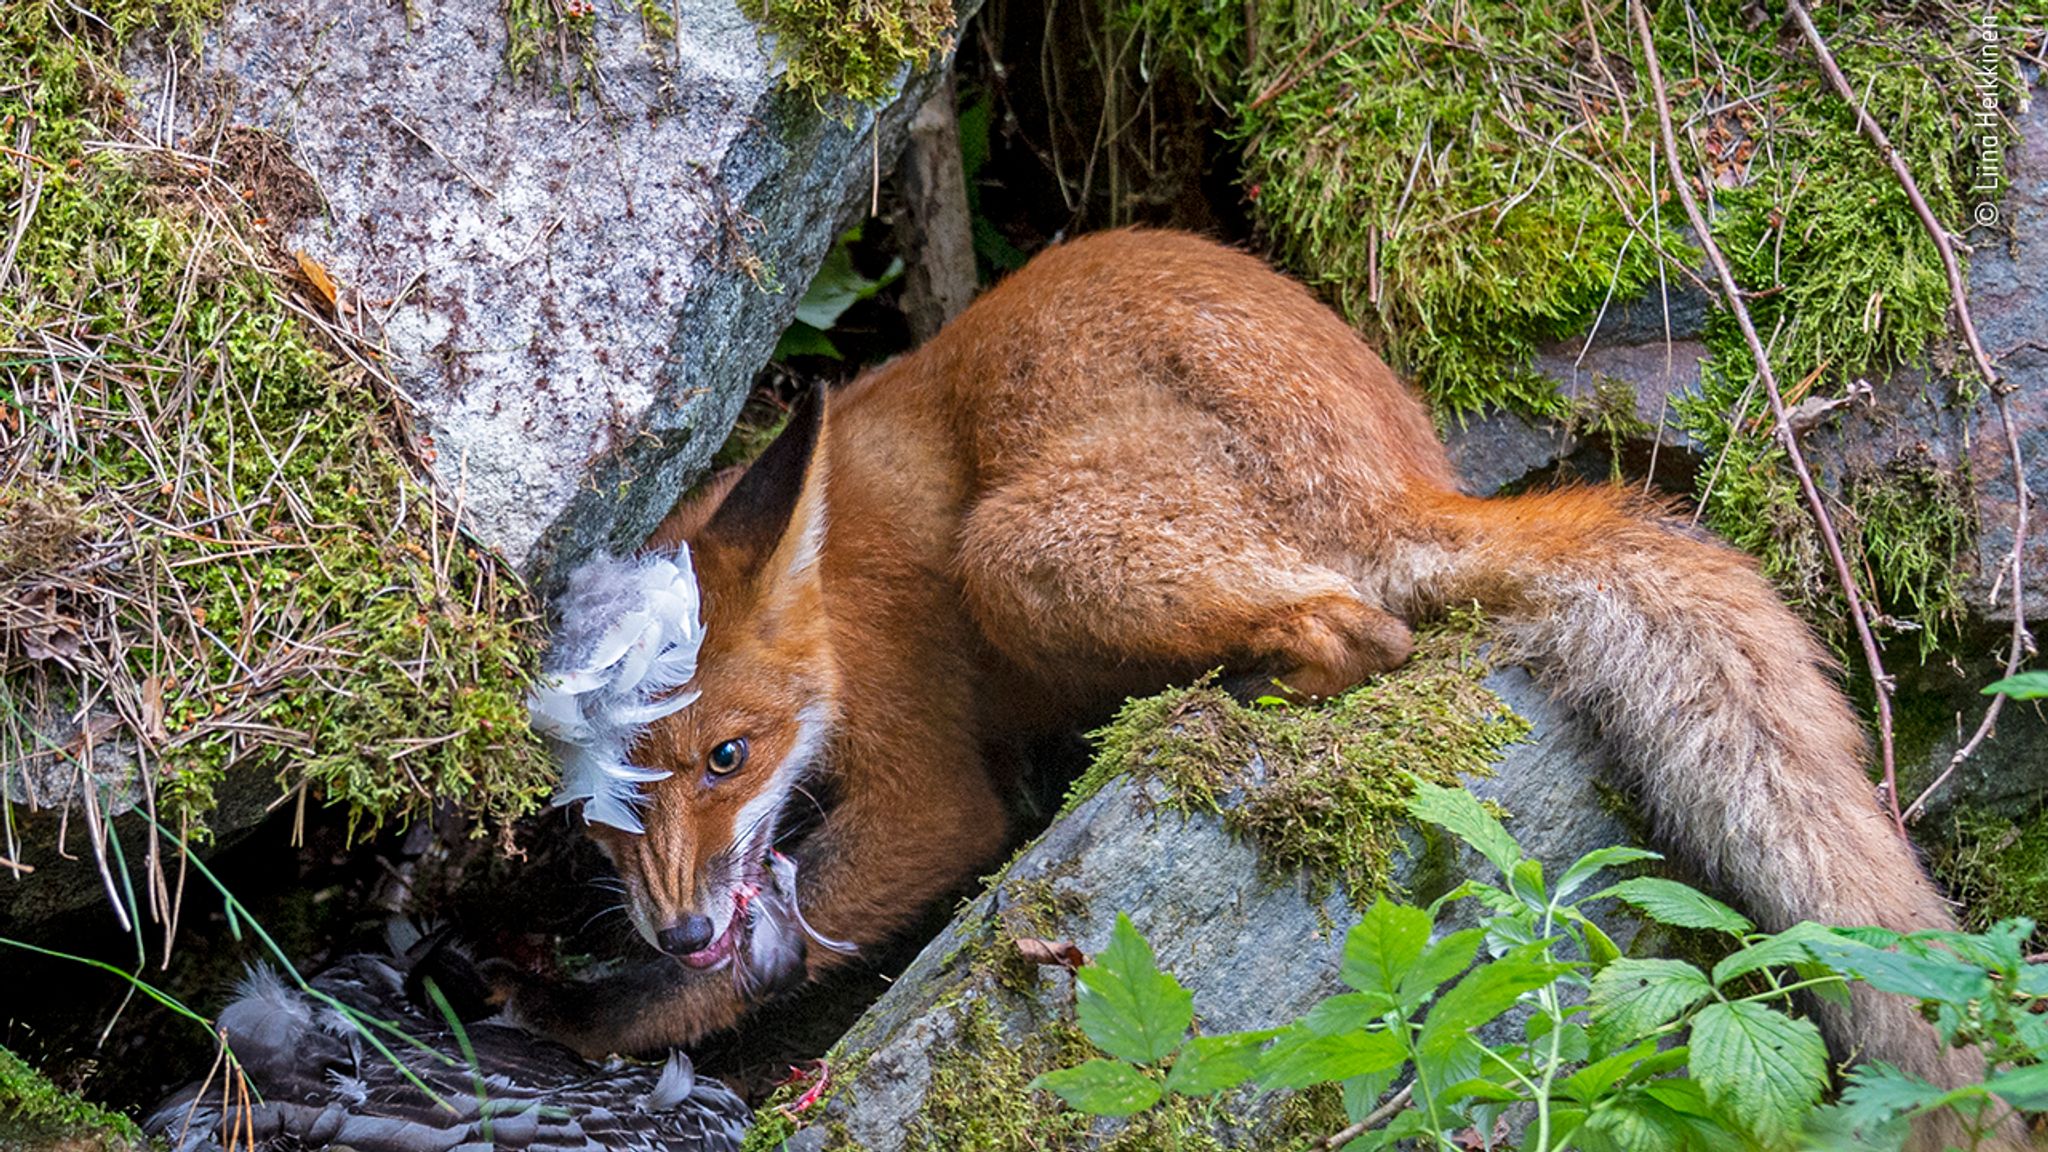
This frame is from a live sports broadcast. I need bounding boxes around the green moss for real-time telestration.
[502,0,599,105]
[1070,611,1528,905]
[740,0,956,108]
[0,1046,142,1151]
[1930,807,2048,947]
[0,3,551,838]
[1566,377,1655,483]
[888,999,1341,1152]
[1847,462,1974,658]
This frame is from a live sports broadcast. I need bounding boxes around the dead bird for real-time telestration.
[148,949,749,1152]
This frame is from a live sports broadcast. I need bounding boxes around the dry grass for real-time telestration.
[0,2,551,927]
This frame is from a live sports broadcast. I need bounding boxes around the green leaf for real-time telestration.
[1640,1077,1717,1118]
[1342,898,1434,998]
[1563,907,1623,968]
[1431,878,1518,917]
[1589,958,1713,1044]
[791,231,901,330]
[1689,1001,1829,1144]
[1712,923,1828,987]
[1557,845,1663,901]
[1341,1069,1398,1125]
[1301,993,1388,1036]
[1438,1077,1525,1106]
[1577,1089,1701,1152]
[1257,1026,1406,1092]
[771,320,842,361]
[1398,927,1484,1012]
[1416,949,1570,1085]
[1164,1030,1274,1097]
[1983,670,2048,700]
[1984,1063,2048,1111]
[1075,914,1194,1064]
[1834,1063,1953,1128]
[1526,1013,1591,1062]
[1560,1039,1660,1103]
[1595,878,1753,935]
[1510,858,1548,906]
[1801,1101,1911,1152]
[1802,933,1993,1004]
[1408,780,1523,880]
[1032,1059,1161,1116]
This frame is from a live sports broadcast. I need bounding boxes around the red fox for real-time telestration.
[505,229,1979,1111]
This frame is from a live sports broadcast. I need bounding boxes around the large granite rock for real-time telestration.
[127,0,974,583]
[775,668,1648,1151]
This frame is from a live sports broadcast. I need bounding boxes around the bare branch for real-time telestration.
[1628,0,1906,835]
[1781,0,2039,820]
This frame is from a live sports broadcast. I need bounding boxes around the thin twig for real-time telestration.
[379,109,497,200]
[1321,1082,1416,1150]
[1628,0,1907,835]
[1780,0,2037,820]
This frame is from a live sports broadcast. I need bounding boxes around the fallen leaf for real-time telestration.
[1014,937,1088,971]
[294,249,339,311]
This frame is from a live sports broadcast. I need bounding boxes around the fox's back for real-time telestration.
[847,229,1460,524]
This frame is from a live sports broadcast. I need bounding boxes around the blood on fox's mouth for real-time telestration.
[675,883,757,969]
[670,849,854,972]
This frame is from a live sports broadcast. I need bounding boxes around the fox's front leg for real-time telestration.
[492,955,754,1058]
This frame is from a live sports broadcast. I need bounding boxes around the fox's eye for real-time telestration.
[707,738,749,776]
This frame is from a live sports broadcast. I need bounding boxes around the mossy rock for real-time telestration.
[0,1047,143,1152]
[751,621,1657,1151]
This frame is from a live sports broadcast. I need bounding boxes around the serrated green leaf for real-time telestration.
[1985,1063,2048,1110]
[1526,1013,1591,1062]
[1033,1058,1162,1116]
[1564,907,1623,968]
[1801,1101,1912,1152]
[1408,779,1522,880]
[1589,958,1713,1044]
[1803,934,1993,1004]
[1431,878,1518,917]
[1560,1039,1660,1104]
[1164,1030,1274,1096]
[1257,1025,1406,1091]
[1596,878,1753,935]
[1397,927,1484,1013]
[1557,845,1664,902]
[1577,1089,1697,1152]
[1075,914,1193,1064]
[1416,949,1570,1085]
[1301,993,1388,1036]
[1834,1062,1953,1129]
[1690,1001,1829,1144]
[1342,898,1433,997]
[1712,923,1829,987]
[1640,1077,1716,1118]
[1438,1077,1525,1106]
[1511,857,1548,906]
[1341,1069,1398,1125]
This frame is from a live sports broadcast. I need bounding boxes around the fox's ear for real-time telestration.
[701,383,828,587]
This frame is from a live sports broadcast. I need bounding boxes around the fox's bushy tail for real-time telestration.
[1393,486,1970,1090]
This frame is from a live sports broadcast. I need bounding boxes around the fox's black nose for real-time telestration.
[657,914,716,956]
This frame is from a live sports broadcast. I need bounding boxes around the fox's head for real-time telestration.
[530,386,851,991]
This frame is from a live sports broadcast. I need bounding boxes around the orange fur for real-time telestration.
[511,231,1989,1138]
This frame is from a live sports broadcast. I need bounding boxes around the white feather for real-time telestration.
[529,547,708,833]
